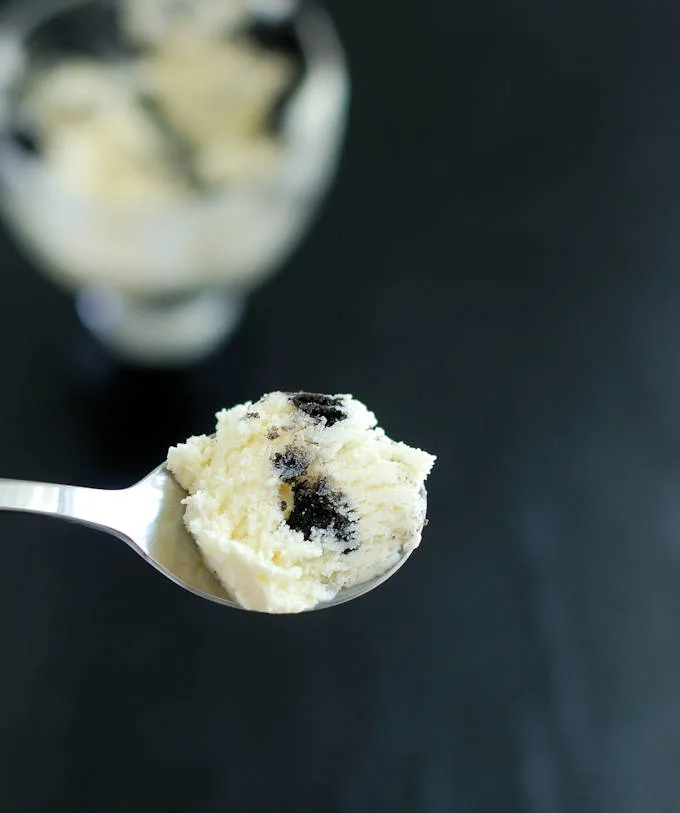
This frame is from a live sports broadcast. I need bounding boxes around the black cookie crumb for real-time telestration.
[10,126,40,155]
[287,477,357,552]
[280,500,288,512]
[244,411,260,420]
[272,446,309,482]
[267,428,280,440]
[289,392,347,427]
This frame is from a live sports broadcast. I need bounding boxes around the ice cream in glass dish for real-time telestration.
[0,0,348,364]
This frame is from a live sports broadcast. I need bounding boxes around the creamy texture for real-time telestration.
[122,0,251,46]
[25,61,188,203]
[23,31,293,202]
[167,392,436,613]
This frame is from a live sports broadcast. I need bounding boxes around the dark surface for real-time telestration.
[1,0,680,811]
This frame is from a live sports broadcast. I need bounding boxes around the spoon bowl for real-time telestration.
[0,463,414,612]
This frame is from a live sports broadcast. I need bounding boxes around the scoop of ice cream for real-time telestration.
[122,0,251,46]
[167,391,436,613]
[25,61,188,202]
[20,21,294,203]
[140,29,294,186]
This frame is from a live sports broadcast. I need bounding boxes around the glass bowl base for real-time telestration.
[76,286,245,367]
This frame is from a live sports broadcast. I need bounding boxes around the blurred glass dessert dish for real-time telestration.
[0,0,348,364]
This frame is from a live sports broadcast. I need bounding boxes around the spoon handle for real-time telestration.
[0,478,122,532]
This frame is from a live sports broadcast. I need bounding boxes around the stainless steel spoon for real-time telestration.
[0,465,413,611]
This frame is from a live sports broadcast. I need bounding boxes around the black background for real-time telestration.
[2,0,680,811]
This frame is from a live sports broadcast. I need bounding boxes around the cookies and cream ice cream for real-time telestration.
[0,0,348,296]
[0,0,348,363]
[122,0,251,47]
[21,25,294,202]
[167,392,435,613]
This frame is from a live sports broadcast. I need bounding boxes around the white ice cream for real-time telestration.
[167,392,436,613]
[122,0,251,46]
[24,31,294,201]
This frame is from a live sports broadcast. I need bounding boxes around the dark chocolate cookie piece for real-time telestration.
[272,446,309,482]
[289,392,346,427]
[286,477,357,552]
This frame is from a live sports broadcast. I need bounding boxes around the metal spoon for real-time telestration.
[0,464,413,611]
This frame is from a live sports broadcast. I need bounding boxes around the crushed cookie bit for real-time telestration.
[286,477,357,551]
[272,445,309,481]
[289,392,347,427]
